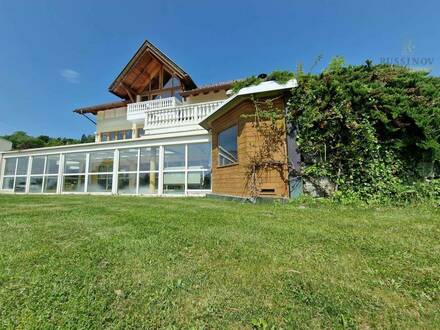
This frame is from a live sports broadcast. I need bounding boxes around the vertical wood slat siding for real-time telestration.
[211,99,289,198]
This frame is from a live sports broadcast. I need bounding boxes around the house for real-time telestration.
[0,138,12,152]
[0,40,299,199]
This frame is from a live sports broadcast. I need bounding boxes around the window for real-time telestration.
[2,157,28,192]
[163,172,185,195]
[4,158,17,176]
[14,177,26,193]
[2,177,14,190]
[63,153,86,193]
[63,175,85,192]
[46,155,60,174]
[188,143,211,169]
[29,177,43,193]
[187,172,211,190]
[64,153,86,174]
[218,125,238,166]
[100,133,109,142]
[87,150,114,193]
[44,176,58,193]
[118,173,137,194]
[1,142,213,195]
[28,154,60,194]
[125,130,132,139]
[137,128,145,138]
[16,157,29,175]
[139,147,159,195]
[139,172,158,194]
[140,147,159,171]
[89,150,113,173]
[31,156,45,175]
[118,148,139,195]
[164,145,185,170]
[119,148,138,172]
[117,131,124,140]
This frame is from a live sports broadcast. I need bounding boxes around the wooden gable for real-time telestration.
[109,40,197,101]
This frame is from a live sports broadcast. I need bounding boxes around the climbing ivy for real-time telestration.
[287,58,440,203]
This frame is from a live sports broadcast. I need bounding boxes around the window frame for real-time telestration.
[217,124,239,168]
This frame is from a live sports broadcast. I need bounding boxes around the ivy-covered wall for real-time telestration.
[287,59,440,203]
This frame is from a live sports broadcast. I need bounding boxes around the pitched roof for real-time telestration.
[180,81,234,97]
[108,40,196,100]
[200,80,298,129]
[73,100,128,115]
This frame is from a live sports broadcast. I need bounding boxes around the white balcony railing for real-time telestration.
[144,100,224,130]
[127,97,182,115]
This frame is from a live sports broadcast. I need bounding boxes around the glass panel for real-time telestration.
[63,175,85,192]
[218,125,238,166]
[16,157,29,175]
[139,147,160,171]
[4,158,16,175]
[160,90,172,98]
[101,133,109,142]
[125,130,132,139]
[29,176,43,193]
[64,153,87,174]
[119,148,138,172]
[2,177,14,190]
[31,156,45,175]
[89,150,114,173]
[187,171,211,190]
[164,145,185,170]
[163,172,185,195]
[137,128,145,137]
[87,174,112,193]
[117,131,124,140]
[118,173,137,194]
[109,132,115,141]
[43,176,58,193]
[150,74,159,90]
[188,143,211,169]
[163,70,172,88]
[139,172,159,194]
[46,155,60,174]
[14,177,27,193]
[173,90,183,101]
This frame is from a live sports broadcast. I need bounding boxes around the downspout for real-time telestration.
[284,95,302,198]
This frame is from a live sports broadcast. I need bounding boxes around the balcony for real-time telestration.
[127,97,224,134]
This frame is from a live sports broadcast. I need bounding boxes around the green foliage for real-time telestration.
[1,131,95,150]
[231,70,295,94]
[288,59,440,203]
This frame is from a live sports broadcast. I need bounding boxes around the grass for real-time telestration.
[0,195,439,329]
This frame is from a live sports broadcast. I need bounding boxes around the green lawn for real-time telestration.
[0,195,439,329]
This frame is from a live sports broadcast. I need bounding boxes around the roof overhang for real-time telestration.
[108,40,196,100]
[73,100,128,115]
[200,79,298,129]
[180,81,234,97]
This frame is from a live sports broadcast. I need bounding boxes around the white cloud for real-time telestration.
[60,68,80,84]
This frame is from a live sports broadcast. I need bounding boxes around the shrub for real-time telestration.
[287,59,440,203]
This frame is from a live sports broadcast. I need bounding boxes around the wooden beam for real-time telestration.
[121,82,135,102]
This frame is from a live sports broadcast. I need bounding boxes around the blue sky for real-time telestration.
[0,0,438,138]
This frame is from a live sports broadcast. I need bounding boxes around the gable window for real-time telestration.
[218,125,238,166]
